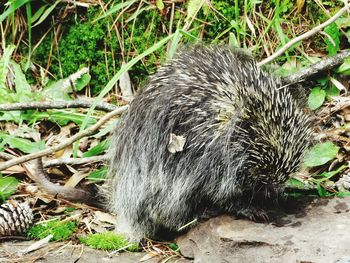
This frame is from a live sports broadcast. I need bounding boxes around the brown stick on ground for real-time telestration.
[283,50,350,85]
[0,152,107,168]
[0,105,128,171]
[44,155,108,167]
[0,100,117,112]
[258,3,350,66]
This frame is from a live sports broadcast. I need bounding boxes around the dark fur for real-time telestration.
[108,46,312,240]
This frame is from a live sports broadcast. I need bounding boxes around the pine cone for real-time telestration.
[0,201,34,236]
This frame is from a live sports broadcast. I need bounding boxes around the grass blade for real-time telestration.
[75,33,175,155]
[0,0,31,23]
[0,46,15,90]
[94,0,137,22]
[32,1,60,27]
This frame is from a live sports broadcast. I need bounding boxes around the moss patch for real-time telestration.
[80,231,139,251]
[26,220,77,241]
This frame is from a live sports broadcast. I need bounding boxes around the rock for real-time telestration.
[0,240,190,262]
[0,241,151,262]
[176,197,350,263]
[1,197,349,262]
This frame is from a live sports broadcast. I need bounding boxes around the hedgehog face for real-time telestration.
[244,128,310,189]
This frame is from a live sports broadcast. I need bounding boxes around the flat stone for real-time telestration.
[0,241,154,262]
[176,197,350,263]
[2,197,349,262]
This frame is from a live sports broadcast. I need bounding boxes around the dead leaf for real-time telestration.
[94,211,117,224]
[119,61,134,102]
[25,184,39,195]
[296,0,305,12]
[45,123,75,158]
[65,171,89,188]
[79,137,89,152]
[139,252,158,261]
[21,234,53,254]
[245,15,256,37]
[167,133,186,153]
[344,114,350,121]
[50,206,72,214]
[1,165,26,175]
[330,77,346,92]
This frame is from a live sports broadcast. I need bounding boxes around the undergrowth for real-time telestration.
[80,232,139,251]
[8,0,342,94]
[26,220,78,241]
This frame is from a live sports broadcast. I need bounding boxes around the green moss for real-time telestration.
[26,220,77,241]
[27,0,345,91]
[32,5,169,94]
[122,8,167,87]
[33,8,115,94]
[199,1,235,41]
[80,232,139,251]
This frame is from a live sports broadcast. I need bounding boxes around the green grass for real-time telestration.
[26,220,78,241]
[80,232,139,251]
[3,0,341,96]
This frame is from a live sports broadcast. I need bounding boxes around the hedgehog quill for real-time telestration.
[107,46,312,240]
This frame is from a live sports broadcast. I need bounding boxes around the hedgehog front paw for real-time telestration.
[237,207,269,223]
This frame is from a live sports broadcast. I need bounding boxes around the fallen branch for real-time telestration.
[44,155,107,168]
[258,4,350,66]
[0,100,117,112]
[0,152,14,161]
[0,149,107,167]
[318,96,350,117]
[0,105,128,171]
[283,50,350,84]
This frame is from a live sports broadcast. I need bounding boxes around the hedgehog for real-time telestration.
[107,46,312,240]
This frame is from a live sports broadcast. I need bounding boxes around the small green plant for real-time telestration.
[0,133,46,154]
[0,176,19,202]
[308,87,326,110]
[313,165,347,197]
[26,220,78,241]
[168,242,179,251]
[80,231,139,251]
[304,142,339,168]
[303,142,346,197]
[83,140,109,157]
[336,57,350,75]
[87,167,107,182]
[324,22,340,55]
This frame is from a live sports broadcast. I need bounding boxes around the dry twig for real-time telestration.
[0,106,128,171]
[258,4,350,66]
[283,50,350,84]
[0,100,117,112]
[44,155,107,167]
[0,152,107,167]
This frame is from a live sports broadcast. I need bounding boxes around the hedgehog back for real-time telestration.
[108,46,311,240]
